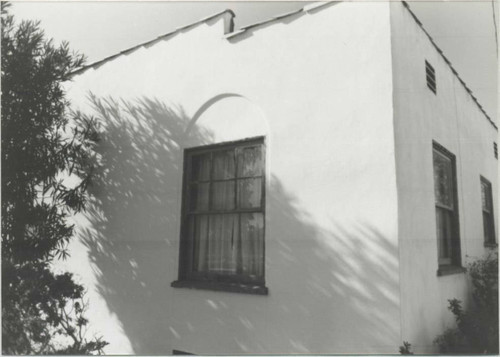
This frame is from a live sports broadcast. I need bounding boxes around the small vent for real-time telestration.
[494,142,498,159]
[425,60,436,94]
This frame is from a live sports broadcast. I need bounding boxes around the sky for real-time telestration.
[10,1,499,120]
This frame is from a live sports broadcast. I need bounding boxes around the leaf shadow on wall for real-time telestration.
[78,94,401,354]
[77,94,213,353]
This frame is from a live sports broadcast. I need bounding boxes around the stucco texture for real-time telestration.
[59,1,499,354]
[390,1,498,352]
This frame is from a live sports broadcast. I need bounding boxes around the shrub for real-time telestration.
[434,253,498,354]
[399,341,414,355]
[1,2,107,353]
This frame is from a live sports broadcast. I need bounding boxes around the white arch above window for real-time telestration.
[184,94,269,148]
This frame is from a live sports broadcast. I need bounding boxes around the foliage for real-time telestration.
[1,2,107,354]
[399,341,414,355]
[434,253,498,354]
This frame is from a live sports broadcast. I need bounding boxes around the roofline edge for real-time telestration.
[400,1,497,130]
[68,9,235,78]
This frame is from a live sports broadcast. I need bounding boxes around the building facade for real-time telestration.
[62,1,498,354]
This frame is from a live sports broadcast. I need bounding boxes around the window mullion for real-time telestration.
[186,155,194,275]
[234,147,239,211]
[205,214,210,273]
[237,213,242,275]
[208,152,213,211]
[191,215,197,273]
[235,147,241,274]
[205,152,213,276]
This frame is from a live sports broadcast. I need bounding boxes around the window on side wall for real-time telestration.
[432,142,462,272]
[480,176,496,246]
[172,137,267,295]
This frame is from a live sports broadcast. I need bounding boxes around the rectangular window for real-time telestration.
[174,137,266,294]
[426,60,437,94]
[480,176,496,245]
[433,142,461,268]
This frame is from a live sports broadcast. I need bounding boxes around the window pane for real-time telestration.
[189,183,209,211]
[481,181,491,212]
[238,146,263,177]
[191,153,211,181]
[190,215,209,272]
[237,178,262,209]
[481,179,495,244]
[481,183,487,210]
[433,151,454,207]
[207,214,239,274]
[212,181,235,210]
[436,207,453,265]
[240,213,264,277]
[483,212,493,243]
[213,150,236,180]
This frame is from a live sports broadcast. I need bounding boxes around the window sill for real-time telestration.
[437,265,466,277]
[484,242,498,249]
[171,279,269,295]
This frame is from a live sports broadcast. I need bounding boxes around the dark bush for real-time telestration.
[434,253,498,354]
[399,341,414,355]
[1,2,107,353]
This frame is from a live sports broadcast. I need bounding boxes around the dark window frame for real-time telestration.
[172,136,268,295]
[432,141,462,274]
[426,60,437,94]
[480,176,496,247]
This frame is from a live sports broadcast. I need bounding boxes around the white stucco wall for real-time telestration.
[390,2,498,352]
[63,2,401,354]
